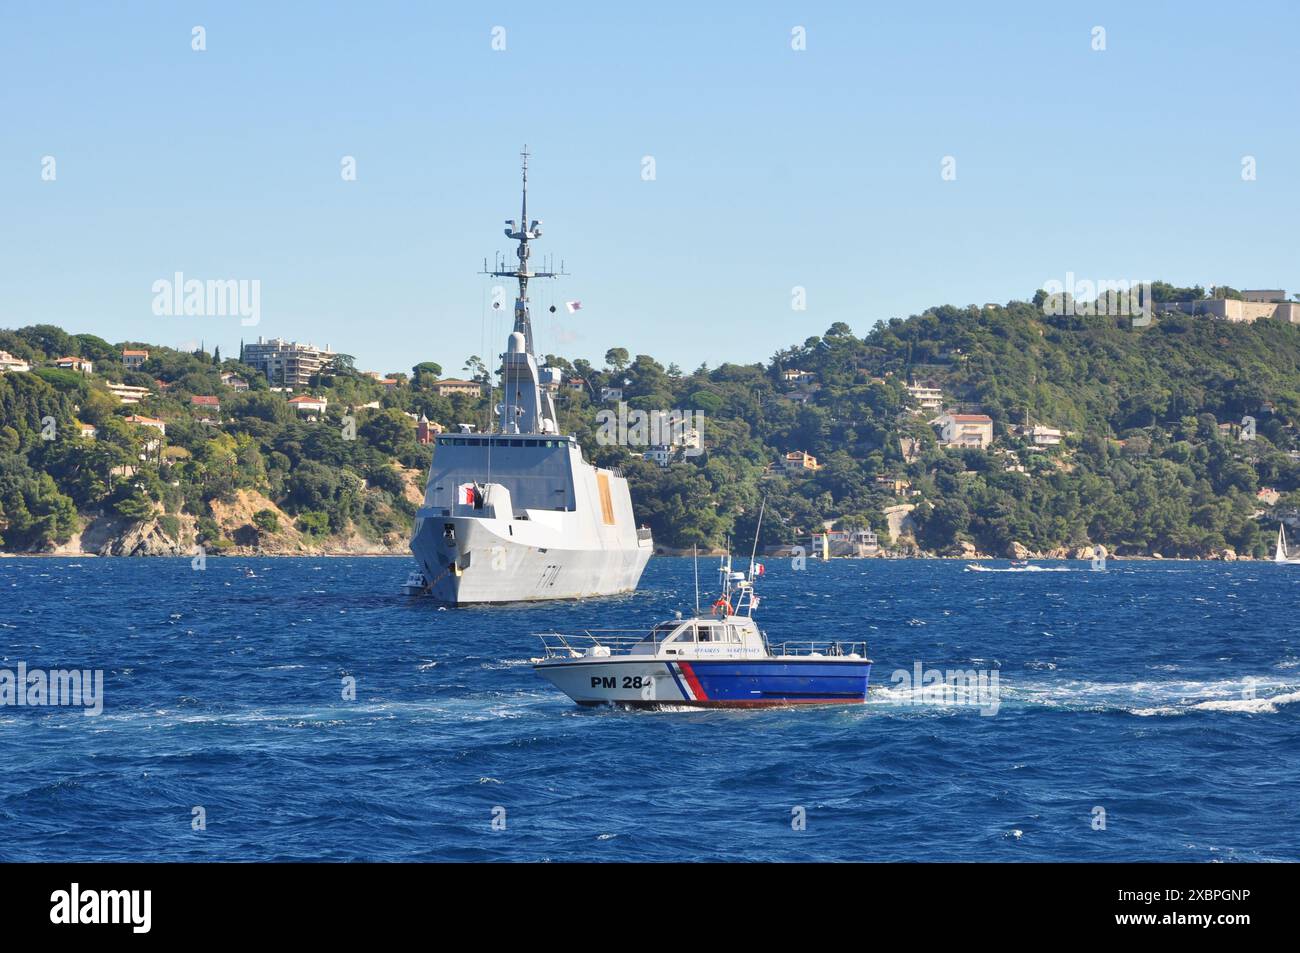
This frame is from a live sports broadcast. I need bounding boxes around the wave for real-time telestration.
[1189,690,1300,714]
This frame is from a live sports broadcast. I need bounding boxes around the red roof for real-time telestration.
[190,395,219,405]
[950,414,992,423]
[288,395,325,403]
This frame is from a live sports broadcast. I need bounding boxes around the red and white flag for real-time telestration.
[565,300,582,314]
[458,483,476,505]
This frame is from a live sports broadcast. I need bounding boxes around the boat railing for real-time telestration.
[636,527,654,541]
[766,639,870,659]
[536,629,670,659]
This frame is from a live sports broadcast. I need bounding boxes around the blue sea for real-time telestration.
[1,556,1297,862]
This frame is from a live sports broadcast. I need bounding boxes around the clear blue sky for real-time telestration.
[2,1,1297,377]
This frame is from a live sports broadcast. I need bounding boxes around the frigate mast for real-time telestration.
[482,146,566,357]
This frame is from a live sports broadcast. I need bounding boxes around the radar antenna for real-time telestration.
[480,145,568,355]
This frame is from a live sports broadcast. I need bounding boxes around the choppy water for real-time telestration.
[0,556,1297,861]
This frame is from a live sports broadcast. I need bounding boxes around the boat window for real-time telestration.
[726,625,743,643]
[640,622,676,645]
[672,626,696,643]
[696,624,719,643]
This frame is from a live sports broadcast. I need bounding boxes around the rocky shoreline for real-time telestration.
[2,490,411,558]
[3,520,1264,562]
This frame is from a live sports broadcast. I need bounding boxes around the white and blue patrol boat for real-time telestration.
[532,553,872,709]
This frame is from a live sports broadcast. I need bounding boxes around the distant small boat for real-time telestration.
[401,569,430,596]
[1275,524,1300,565]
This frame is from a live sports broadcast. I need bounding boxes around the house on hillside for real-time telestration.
[1013,423,1062,448]
[783,450,822,473]
[435,379,483,398]
[54,356,93,374]
[935,413,993,449]
[191,395,221,423]
[0,350,31,373]
[1159,289,1300,324]
[288,395,328,418]
[906,383,943,414]
[106,382,150,405]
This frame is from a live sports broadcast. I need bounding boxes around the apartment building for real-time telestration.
[242,337,337,388]
[907,383,944,414]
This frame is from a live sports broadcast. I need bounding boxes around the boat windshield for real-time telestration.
[638,622,678,646]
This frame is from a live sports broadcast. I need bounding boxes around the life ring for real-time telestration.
[712,597,732,616]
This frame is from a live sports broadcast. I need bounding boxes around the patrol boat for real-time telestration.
[532,553,873,709]
[407,150,654,603]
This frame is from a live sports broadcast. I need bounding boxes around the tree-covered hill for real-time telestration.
[4,287,1300,558]
[567,295,1300,559]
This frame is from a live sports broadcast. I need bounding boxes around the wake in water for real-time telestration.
[866,672,1300,718]
[965,564,1071,573]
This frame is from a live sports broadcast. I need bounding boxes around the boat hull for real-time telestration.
[410,512,651,603]
[534,657,871,708]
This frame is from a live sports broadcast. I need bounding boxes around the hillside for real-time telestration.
[0,326,444,556]
[4,288,1300,559]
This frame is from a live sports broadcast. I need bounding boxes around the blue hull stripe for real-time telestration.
[687,661,872,702]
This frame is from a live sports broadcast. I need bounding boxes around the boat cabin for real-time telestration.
[627,615,768,660]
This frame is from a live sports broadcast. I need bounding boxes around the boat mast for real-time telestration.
[481,147,567,435]
[483,146,566,357]
[748,499,766,578]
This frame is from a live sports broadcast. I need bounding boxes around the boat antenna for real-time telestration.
[749,498,767,577]
[481,146,568,357]
[693,545,700,616]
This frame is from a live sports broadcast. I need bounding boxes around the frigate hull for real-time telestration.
[408,431,652,605]
[410,512,652,604]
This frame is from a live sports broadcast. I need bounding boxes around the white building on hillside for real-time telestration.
[935,413,993,449]
[106,382,151,405]
[0,350,31,373]
[907,383,944,414]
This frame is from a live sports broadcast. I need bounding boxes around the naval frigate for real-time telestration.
[406,150,654,604]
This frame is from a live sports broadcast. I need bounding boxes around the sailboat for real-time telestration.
[1274,524,1300,564]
